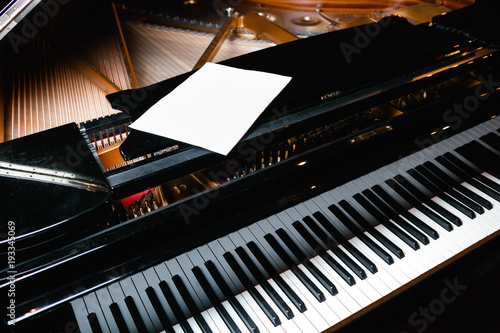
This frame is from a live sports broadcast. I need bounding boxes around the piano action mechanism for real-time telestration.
[2,0,500,332]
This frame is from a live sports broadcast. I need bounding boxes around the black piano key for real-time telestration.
[408,167,476,219]
[274,228,309,263]
[204,260,259,333]
[372,185,439,240]
[110,302,130,333]
[223,252,281,326]
[353,193,419,250]
[311,212,370,277]
[456,141,500,179]
[87,313,104,333]
[480,132,500,152]
[159,281,194,333]
[422,161,491,211]
[339,200,403,259]
[319,252,356,286]
[192,266,242,333]
[362,189,428,246]
[438,153,500,203]
[393,175,461,227]
[311,211,346,243]
[292,220,327,253]
[442,153,500,193]
[263,233,295,268]
[172,275,213,333]
[303,260,338,295]
[385,179,453,231]
[297,217,355,285]
[145,287,175,333]
[235,246,294,319]
[276,228,338,296]
[328,205,382,270]
[246,241,307,313]
[265,233,325,302]
[125,296,148,333]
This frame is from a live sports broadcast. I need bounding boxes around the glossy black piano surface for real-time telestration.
[2,2,500,332]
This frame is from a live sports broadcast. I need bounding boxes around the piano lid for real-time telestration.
[108,14,478,161]
[0,123,112,258]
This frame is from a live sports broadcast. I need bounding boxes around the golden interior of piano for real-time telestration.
[0,0,477,227]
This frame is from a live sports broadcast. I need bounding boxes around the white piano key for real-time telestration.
[336,243,383,301]
[120,276,157,332]
[395,214,445,266]
[373,224,422,280]
[431,197,488,240]
[405,207,460,261]
[204,241,270,329]
[165,258,199,318]
[279,204,365,320]
[142,266,179,330]
[218,236,289,330]
[296,201,364,312]
[238,291,282,333]
[242,223,334,330]
[107,281,138,332]
[220,299,252,333]
[294,263,340,326]
[206,307,230,333]
[237,228,323,331]
[351,233,405,287]
[266,278,319,332]
[201,243,265,332]
[187,251,233,333]
[130,273,164,332]
[308,255,362,315]
[346,237,396,294]
[172,323,185,333]
[186,317,203,333]
[281,270,331,332]
[83,292,110,333]
[332,185,412,285]
[70,298,93,333]
[323,249,373,307]
[298,257,353,322]
[94,288,121,333]
[254,283,301,332]
[249,222,289,272]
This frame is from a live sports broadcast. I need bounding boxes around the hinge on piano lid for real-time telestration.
[349,125,393,144]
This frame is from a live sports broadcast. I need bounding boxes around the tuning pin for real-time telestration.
[135,200,144,216]
[129,206,138,219]
[144,197,152,213]
[150,192,159,210]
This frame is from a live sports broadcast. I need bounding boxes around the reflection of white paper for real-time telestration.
[130,62,292,155]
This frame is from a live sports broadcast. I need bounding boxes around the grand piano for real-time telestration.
[2,0,500,332]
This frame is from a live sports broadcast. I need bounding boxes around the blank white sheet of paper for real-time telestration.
[129,62,292,155]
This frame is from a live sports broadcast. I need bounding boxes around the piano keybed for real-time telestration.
[71,114,500,333]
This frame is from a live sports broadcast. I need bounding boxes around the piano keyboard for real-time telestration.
[71,115,500,333]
